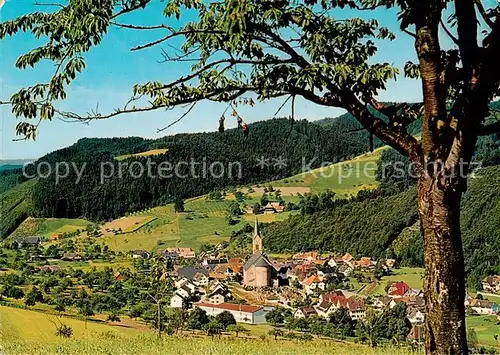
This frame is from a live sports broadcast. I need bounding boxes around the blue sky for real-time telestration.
[1,0,431,160]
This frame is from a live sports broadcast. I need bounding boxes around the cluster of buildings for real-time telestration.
[246,201,285,215]
[168,268,271,324]
[482,275,500,294]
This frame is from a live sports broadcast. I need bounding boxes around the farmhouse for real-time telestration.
[407,307,425,324]
[170,293,187,308]
[388,281,410,298]
[132,249,150,259]
[61,253,83,261]
[193,302,268,324]
[482,275,500,293]
[262,202,285,214]
[292,252,318,261]
[166,247,196,258]
[39,265,61,272]
[177,266,209,286]
[294,307,317,318]
[469,299,499,315]
[15,236,42,248]
[301,275,325,295]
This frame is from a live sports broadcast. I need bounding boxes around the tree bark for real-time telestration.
[418,175,468,354]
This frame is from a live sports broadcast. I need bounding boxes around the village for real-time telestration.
[14,218,495,345]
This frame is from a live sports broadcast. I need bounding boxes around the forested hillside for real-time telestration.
[1,116,371,237]
[262,188,418,257]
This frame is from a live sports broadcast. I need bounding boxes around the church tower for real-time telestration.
[252,217,263,253]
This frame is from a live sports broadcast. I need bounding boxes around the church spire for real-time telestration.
[252,216,262,253]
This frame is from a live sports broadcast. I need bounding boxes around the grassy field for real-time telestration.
[272,147,385,197]
[115,149,169,161]
[99,201,246,252]
[368,267,425,296]
[11,217,90,239]
[466,315,500,348]
[1,306,419,355]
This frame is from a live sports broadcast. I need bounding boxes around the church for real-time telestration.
[243,218,275,288]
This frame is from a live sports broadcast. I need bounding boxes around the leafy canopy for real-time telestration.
[1,0,412,145]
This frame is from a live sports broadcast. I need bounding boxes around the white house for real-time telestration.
[301,275,325,295]
[170,293,186,308]
[193,302,269,324]
[193,272,210,286]
[206,293,225,305]
[293,307,317,319]
[470,300,499,315]
[407,308,425,324]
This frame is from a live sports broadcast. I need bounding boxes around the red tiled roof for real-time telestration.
[194,302,263,313]
[302,275,321,286]
[322,294,346,304]
[388,281,409,296]
[342,253,353,262]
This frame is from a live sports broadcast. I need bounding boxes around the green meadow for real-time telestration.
[1,306,419,355]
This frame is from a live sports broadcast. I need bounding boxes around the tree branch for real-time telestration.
[475,0,495,29]
[131,30,224,52]
[111,22,172,31]
[440,19,460,46]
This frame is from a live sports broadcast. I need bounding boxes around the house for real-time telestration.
[39,265,61,272]
[61,253,83,261]
[206,293,225,304]
[176,284,194,299]
[319,291,346,304]
[345,299,366,320]
[132,249,150,259]
[114,272,125,281]
[295,262,318,275]
[294,307,317,318]
[193,272,210,286]
[175,278,196,292]
[292,252,318,262]
[286,268,306,282]
[385,259,399,270]
[318,266,337,278]
[357,257,376,268]
[15,236,42,248]
[301,275,325,295]
[209,271,229,281]
[262,202,285,214]
[328,257,344,268]
[203,258,228,268]
[49,234,59,242]
[482,275,500,293]
[407,307,425,324]
[193,302,269,324]
[170,293,187,308]
[404,288,424,298]
[469,299,499,315]
[342,253,354,265]
[162,250,179,259]
[315,300,334,318]
[243,218,276,288]
[228,258,244,275]
[166,247,196,259]
[372,296,393,309]
[338,263,354,277]
[388,281,410,298]
[177,266,210,285]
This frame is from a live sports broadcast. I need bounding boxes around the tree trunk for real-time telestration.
[418,175,468,354]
